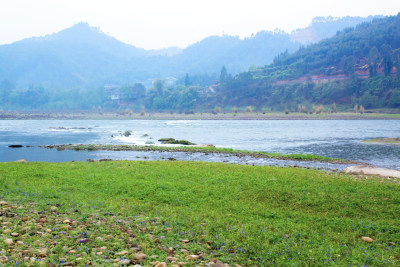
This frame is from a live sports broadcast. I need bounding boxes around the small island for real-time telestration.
[363,137,400,144]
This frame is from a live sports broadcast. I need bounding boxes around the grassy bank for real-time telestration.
[40,144,353,164]
[0,161,399,266]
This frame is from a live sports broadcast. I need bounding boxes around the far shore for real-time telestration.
[1,111,400,120]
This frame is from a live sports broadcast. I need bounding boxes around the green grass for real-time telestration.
[41,144,351,164]
[0,161,399,266]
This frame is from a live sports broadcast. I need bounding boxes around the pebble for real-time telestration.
[98,246,107,252]
[0,201,7,205]
[155,262,167,267]
[134,252,147,260]
[3,239,13,245]
[39,218,48,223]
[119,259,131,265]
[63,219,71,224]
[167,256,178,262]
[38,248,47,257]
[187,255,199,260]
[11,232,19,237]
[0,256,8,263]
[115,250,129,256]
[214,261,225,267]
[361,236,374,243]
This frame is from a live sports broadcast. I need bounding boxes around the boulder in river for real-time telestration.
[8,145,24,148]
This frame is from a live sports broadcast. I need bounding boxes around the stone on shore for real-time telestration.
[343,165,400,178]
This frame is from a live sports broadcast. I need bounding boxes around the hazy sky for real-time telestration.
[0,0,399,49]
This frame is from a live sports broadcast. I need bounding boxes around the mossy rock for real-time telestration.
[158,138,195,145]
[123,131,132,137]
[158,138,175,142]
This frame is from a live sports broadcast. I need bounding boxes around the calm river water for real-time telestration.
[0,120,399,170]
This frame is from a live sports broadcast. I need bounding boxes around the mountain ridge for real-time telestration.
[0,15,384,91]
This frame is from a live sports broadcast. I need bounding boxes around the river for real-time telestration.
[0,120,399,170]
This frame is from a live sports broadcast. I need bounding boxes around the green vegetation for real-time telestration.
[214,14,400,111]
[158,138,196,146]
[363,138,400,144]
[0,161,399,266]
[40,144,352,164]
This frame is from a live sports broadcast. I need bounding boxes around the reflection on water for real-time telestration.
[0,120,399,170]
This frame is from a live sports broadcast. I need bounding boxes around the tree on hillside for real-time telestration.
[381,44,394,75]
[184,73,191,86]
[219,66,228,84]
[0,79,15,104]
[368,46,380,77]
[153,79,165,97]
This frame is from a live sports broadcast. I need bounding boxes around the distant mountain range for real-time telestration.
[0,15,381,89]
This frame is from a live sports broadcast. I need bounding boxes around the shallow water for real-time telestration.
[0,119,399,170]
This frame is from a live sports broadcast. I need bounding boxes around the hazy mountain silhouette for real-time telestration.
[0,17,381,88]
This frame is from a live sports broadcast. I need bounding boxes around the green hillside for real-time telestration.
[215,14,400,111]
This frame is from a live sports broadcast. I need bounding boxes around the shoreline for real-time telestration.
[1,111,400,120]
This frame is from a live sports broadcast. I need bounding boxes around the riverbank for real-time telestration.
[0,161,399,266]
[38,144,357,164]
[1,111,400,120]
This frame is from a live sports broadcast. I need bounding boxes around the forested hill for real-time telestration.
[217,14,400,111]
[0,16,379,90]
